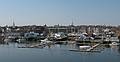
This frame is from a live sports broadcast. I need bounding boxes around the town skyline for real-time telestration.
[0,21,120,27]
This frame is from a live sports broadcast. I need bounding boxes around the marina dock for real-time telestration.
[86,43,101,51]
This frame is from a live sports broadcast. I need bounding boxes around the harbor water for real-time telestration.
[0,43,120,62]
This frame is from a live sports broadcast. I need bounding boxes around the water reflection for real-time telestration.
[0,42,120,62]
[118,45,120,54]
[104,44,110,48]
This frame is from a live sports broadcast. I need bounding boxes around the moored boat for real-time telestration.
[109,42,119,46]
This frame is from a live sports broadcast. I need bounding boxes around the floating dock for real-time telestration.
[69,43,101,52]
[86,43,100,51]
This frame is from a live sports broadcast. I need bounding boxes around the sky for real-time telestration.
[0,0,120,26]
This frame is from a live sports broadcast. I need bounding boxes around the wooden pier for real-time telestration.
[86,43,100,51]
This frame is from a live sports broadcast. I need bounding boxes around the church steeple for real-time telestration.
[13,21,15,28]
[71,21,74,27]
[72,21,74,26]
[10,16,15,28]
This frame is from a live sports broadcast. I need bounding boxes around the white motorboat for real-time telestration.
[41,38,48,42]
[109,42,119,46]
[79,46,91,49]
[4,38,12,43]
[41,38,53,44]
[16,38,26,43]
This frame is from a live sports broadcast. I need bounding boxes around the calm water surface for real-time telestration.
[0,43,120,62]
